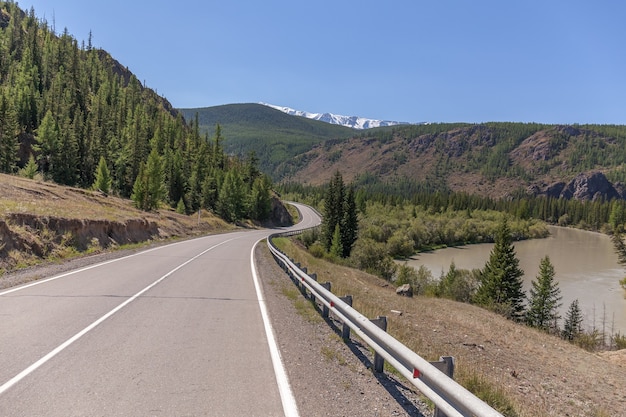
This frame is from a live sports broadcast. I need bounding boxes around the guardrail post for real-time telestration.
[308,273,318,302]
[321,282,331,318]
[431,356,455,417]
[339,295,353,340]
[370,316,388,372]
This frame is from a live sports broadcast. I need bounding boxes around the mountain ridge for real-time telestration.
[260,102,411,130]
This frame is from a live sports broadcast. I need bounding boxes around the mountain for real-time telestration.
[277,122,626,201]
[178,104,626,201]
[260,103,410,130]
[178,104,356,173]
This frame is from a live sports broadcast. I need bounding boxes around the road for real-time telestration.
[0,203,320,416]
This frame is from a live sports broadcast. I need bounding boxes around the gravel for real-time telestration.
[255,242,432,417]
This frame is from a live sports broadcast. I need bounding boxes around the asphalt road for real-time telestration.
[0,204,320,417]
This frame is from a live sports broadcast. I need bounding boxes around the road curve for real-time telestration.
[0,203,320,416]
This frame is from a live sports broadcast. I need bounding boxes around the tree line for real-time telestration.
[0,1,272,221]
[288,174,626,351]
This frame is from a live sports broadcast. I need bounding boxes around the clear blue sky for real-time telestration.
[20,0,626,124]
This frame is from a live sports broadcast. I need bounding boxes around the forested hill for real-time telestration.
[0,1,181,193]
[278,122,626,200]
[178,104,355,173]
[0,2,272,222]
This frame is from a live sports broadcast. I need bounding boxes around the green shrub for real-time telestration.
[308,242,326,258]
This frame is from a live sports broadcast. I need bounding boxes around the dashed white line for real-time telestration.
[0,238,235,395]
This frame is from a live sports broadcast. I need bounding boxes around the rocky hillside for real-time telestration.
[279,123,626,200]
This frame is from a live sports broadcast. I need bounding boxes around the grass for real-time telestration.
[0,173,233,273]
[271,235,526,416]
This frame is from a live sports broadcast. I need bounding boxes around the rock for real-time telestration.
[396,284,413,297]
[560,172,620,201]
[542,172,621,201]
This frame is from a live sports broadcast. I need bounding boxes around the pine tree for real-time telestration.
[92,155,112,195]
[475,217,526,319]
[0,90,19,173]
[562,299,584,341]
[341,186,358,258]
[144,147,165,210]
[329,224,343,258]
[526,256,562,332]
[19,154,38,179]
[176,197,186,214]
[35,110,59,175]
[217,169,246,222]
[249,175,272,221]
[323,171,345,251]
[131,163,147,210]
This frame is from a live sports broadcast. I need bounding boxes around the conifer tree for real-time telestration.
[526,256,562,331]
[341,186,358,258]
[329,224,343,258]
[92,155,112,195]
[35,110,59,174]
[131,163,147,210]
[249,175,272,221]
[144,147,165,210]
[19,154,38,179]
[475,217,526,319]
[562,299,583,341]
[217,169,246,222]
[0,90,18,173]
[323,171,345,251]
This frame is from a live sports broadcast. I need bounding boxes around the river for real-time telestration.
[404,226,626,335]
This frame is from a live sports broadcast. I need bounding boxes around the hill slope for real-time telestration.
[176,104,626,200]
[178,104,356,173]
[278,122,626,199]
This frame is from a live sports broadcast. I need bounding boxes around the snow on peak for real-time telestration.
[260,103,409,130]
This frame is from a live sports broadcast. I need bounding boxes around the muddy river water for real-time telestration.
[405,226,626,335]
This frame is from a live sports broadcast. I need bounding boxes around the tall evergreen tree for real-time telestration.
[131,149,165,211]
[341,186,359,258]
[249,175,272,221]
[526,256,562,332]
[475,217,526,319]
[562,299,584,341]
[216,169,246,222]
[19,153,38,179]
[323,171,345,251]
[35,110,59,174]
[131,163,147,210]
[144,147,165,210]
[0,90,18,173]
[329,224,343,258]
[92,155,112,195]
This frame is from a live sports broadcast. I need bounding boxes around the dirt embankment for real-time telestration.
[0,174,231,271]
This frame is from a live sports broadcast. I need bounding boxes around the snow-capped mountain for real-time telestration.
[261,103,409,130]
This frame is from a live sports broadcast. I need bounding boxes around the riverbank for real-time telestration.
[405,225,626,336]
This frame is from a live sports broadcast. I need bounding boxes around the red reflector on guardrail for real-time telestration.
[413,368,420,378]
[330,301,335,308]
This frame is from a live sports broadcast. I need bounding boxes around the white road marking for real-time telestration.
[0,236,210,297]
[250,239,300,417]
[0,238,236,395]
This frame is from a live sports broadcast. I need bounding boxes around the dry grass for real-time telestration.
[273,237,626,417]
[0,174,233,271]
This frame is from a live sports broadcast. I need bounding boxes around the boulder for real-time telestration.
[396,284,413,297]
[560,172,619,201]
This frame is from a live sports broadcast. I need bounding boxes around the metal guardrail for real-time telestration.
[268,229,504,417]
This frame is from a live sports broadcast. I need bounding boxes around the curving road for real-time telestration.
[0,203,320,416]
